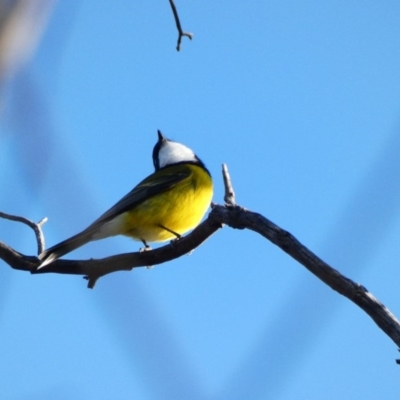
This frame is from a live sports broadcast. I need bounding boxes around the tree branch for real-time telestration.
[210,204,400,349]
[1,165,400,352]
[0,214,222,288]
[0,211,47,254]
[168,0,193,51]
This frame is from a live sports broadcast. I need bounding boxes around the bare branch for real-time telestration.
[1,165,400,351]
[0,211,47,254]
[209,204,400,349]
[0,215,222,288]
[168,0,193,51]
[0,0,53,89]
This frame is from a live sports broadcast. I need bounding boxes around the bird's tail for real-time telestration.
[38,231,93,268]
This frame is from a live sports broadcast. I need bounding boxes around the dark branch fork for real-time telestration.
[1,165,400,356]
[168,0,193,51]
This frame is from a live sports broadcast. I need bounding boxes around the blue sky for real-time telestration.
[1,1,400,399]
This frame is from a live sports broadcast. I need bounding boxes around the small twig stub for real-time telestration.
[222,164,236,206]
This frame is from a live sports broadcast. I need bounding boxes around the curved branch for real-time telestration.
[1,165,400,352]
[0,214,222,288]
[0,211,47,254]
[168,0,193,51]
[210,204,400,349]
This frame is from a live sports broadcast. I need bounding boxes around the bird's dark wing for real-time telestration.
[38,166,192,267]
[86,166,191,229]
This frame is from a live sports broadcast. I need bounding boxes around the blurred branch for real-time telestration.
[168,0,193,51]
[0,0,53,106]
[1,165,400,353]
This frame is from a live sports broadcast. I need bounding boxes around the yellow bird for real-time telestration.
[38,130,213,267]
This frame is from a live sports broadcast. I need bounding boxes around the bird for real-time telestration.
[38,130,213,268]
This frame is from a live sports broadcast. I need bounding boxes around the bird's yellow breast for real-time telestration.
[122,164,213,243]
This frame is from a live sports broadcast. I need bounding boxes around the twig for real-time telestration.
[0,211,47,254]
[222,163,236,206]
[168,0,193,51]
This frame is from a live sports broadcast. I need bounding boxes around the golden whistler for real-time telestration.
[38,131,213,267]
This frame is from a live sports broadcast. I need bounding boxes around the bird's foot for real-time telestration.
[169,236,182,248]
[139,245,152,253]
